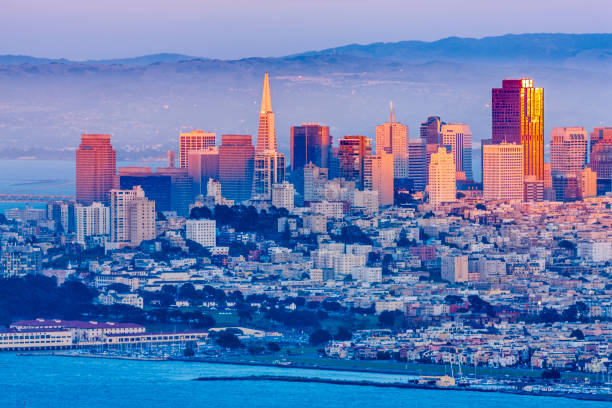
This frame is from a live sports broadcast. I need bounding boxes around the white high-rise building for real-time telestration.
[186,219,216,248]
[376,103,408,179]
[272,182,295,211]
[483,143,524,201]
[428,147,456,207]
[439,123,473,180]
[110,186,155,248]
[75,202,110,245]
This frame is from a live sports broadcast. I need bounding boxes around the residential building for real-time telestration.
[186,219,216,248]
[75,202,110,245]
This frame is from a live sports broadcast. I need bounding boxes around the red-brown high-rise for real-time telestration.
[76,134,117,205]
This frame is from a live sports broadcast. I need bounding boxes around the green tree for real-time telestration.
[309,329,332,346]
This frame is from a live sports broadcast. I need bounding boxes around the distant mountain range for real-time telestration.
[0,33,610,181]
[2,33,611,66]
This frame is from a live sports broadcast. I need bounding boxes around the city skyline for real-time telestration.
[2,3,612,406]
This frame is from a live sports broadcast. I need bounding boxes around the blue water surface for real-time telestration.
[0,353,607,408]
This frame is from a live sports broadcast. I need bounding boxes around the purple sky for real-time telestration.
[4,0,611,60]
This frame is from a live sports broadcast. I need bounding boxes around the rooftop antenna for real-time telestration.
[389,101,395,123]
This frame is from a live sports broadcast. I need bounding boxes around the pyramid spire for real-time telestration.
[260,72,273,113]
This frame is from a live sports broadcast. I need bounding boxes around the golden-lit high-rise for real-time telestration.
[492,79,544,180]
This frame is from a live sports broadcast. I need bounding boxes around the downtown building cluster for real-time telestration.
[0,74,611,380]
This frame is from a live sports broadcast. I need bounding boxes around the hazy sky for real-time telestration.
[3,0,611,60]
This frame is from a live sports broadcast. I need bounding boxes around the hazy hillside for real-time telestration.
[0,33,610,180]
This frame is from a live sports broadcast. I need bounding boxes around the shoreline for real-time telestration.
[18,352,611,402]
[193,375,612,402]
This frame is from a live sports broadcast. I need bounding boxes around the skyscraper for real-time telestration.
[550,127,588,201]
[253,153,285,200]
[407,138,427,191]
[338,135,372,189]
[589,127,612,155]
[76,134,117,205]
[428,147,456,207]
[420,116,444,145]
[482,143,524,201]
[376,103,408,180]
[439,124,473,180]
[188,147,219,197]
[256,72,276,154]
[219,134,254,203]
[118,167,192,217]
[589,127,612,194]
[290,123,330,195]
[290,123,330,170]
[364,150,394,207]
[492,79,544,180]
[179,130,216,168]
[252,73,286,200]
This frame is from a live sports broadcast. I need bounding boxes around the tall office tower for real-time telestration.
[75,202,110,245]
[256,72,276,153]
[550,127,588,201]
[110,186,155,248]
[376,103,408,179]
[119,167,172,212]
[407,138,427,191]
[439,124,473,180]
[428,146,457,207]
[272,182,295,211]
[589,127,612,155]
[364,150,394,207]
[482,143,524,201]
[303,163,329,203]
[76,134,117,205]
[290,123,330,195]
[167,150,176,168]
[252,73,286,200]
[118,167,192,217]
[253,153,285,200]
[590,127,612,194]
[420,116,444,145]
[156,168,193,217]
[179,130,216,168]
[492,78,544,180]
[188,147,219,197]
[218,134,255,203]
[338,135,372,189]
